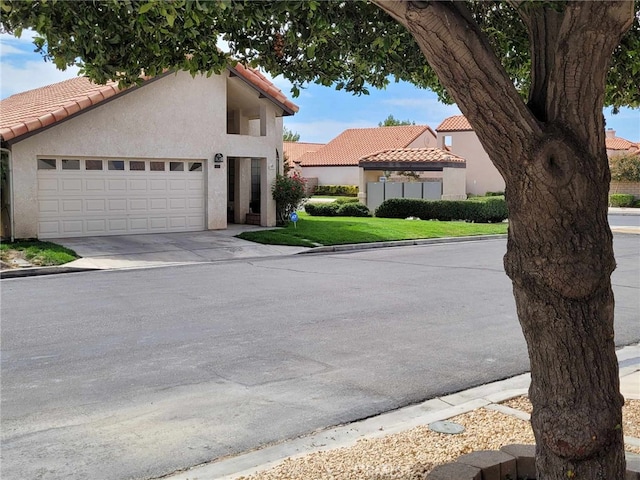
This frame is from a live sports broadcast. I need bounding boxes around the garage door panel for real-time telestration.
[108,219,128,232]
[86,179,106,191]
[129,199,148,211]
[86,219,107,234]
[39,200,59,214]
[62,179,82,192]
[150,179,167,190]
[187,216,205,228]
[62,199,83,212]
[169,217,187,228]
[38,159,205,238]
[61,220,83,236]
[129,218,149,231]
[150,198,167,210]
[129,179,148,191]
[39,221,60,236]
[150,218,168,230]
[169,179,186,191]
[108,199,127,212]
[169,198,186,210]
[86,199,107,212]
[38,178,59,192]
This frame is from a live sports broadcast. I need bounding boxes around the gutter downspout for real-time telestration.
[1,147,15,242]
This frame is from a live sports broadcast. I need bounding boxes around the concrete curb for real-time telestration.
[0,265,99,279]
[299,234,508,255]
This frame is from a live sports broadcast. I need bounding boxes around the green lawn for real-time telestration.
[0,240,78,266]
[237,212,507,247]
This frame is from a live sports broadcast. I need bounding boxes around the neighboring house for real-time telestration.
[298,125,438,186]
[606,129,640,198]
[0,66,298,240]
[435,115,505,196]
[283,141,324,178]
[283,141,325,164]
[606,129,639,157]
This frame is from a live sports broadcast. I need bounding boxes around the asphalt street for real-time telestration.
[1,235,638,480]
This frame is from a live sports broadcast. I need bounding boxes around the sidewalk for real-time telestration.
[163,344,640,480]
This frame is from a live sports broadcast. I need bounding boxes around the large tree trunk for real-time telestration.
[374,1,634,478]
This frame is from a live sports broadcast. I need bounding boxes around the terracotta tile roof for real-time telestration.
[360,147,465,164]
[436,115,472,132]
[1,65,298,143]
[299,125,433,167]
[0,77,124,141]
[283,141,325,163]
[230,63,298,115]
[606,136,638,151]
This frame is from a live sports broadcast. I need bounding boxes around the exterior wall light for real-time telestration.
[214,153,224,163]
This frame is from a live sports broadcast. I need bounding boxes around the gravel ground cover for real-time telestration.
[236,399,640,480]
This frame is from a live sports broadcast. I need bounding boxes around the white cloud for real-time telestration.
[0,44,28,56]
[1,60,80,99]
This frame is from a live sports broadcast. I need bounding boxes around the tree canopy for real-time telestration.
[283,126,300,142]
[378,114,415,126]
[1,0,638,109]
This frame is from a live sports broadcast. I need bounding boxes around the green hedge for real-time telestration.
[305,201,371,217]
[336,202,371,217]
[609,194,635,207]
[375,198,508,223]
[304,203,339,216]
[313,185,359,196]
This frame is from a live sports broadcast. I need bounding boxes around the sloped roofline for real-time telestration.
[1,65,298,144]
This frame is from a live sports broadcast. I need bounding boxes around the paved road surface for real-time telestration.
[1,235,638,480]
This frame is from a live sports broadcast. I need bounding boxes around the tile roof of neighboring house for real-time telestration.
[360,147,465,164]
[436,115,472,132]
[298,125,435,167]
[283,141,325,163]
[606,136,638,151]
[0,65,298,143]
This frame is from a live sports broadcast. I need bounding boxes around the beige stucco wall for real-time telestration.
[10,71,283,238]
[437,130,505,196]
[301,166,360,186]
[442,167,467,200]
[406,129,438,149]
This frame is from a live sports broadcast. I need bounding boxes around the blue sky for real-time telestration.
[2,30,638,144]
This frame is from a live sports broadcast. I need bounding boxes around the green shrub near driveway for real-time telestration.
[609,193,635,207]
[305,201,371,217]
[336,202,371,217]
[375,198,508,223]
[304,202,340,216]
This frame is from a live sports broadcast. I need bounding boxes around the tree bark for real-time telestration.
[373,1,635,478]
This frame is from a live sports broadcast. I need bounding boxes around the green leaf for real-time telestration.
[138,3,155,15]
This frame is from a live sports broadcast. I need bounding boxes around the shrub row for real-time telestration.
[375,198,508,223]
[609,193,636,207]
[313,185,359,196]
[305,201,371,217]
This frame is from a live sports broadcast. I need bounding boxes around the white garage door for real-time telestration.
[37,158,205,238]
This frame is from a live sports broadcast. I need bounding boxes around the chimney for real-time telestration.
[606,128,616,138]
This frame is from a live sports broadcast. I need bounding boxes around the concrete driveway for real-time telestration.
[57,225,308,270]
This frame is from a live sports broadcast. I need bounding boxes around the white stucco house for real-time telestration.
[297,125,439,186]
[435,115,506,196]
[0,66,298,240]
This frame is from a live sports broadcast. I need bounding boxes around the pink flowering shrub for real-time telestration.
[272,173,307,225]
